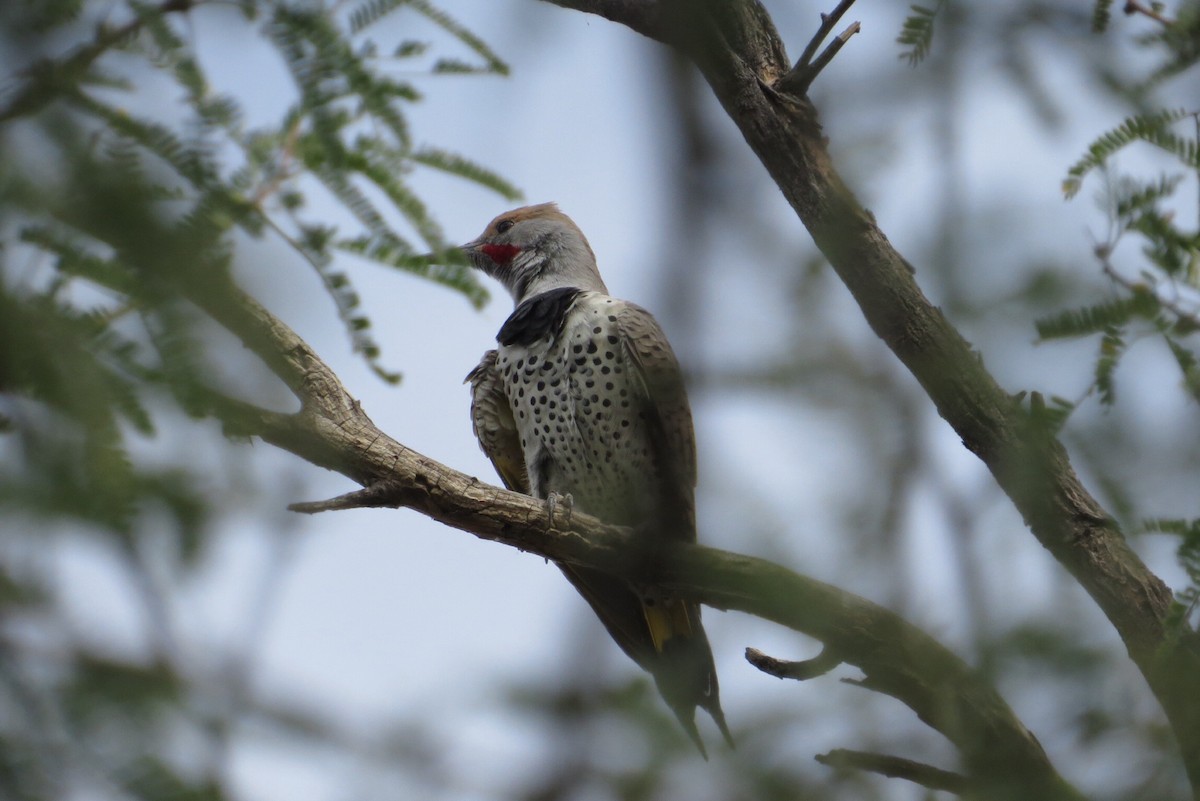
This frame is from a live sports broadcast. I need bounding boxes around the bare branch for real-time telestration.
[794,0,856,72]
[780,20,861,95]
[1124,0,1175,26]
[289,482,419,514]
[816,749,969,795]
[745,646,842,681]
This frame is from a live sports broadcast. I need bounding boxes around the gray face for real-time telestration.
[463,218,553,299]
[463,206,606,304]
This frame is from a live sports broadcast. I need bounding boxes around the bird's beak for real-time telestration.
[457,239,486,270]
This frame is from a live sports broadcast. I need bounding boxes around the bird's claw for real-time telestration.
[545,491,574,530]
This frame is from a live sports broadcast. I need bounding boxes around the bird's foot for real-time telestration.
[545,491,574,530]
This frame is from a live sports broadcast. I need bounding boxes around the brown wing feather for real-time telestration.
[615,303,697,543]
[465,350,529,494]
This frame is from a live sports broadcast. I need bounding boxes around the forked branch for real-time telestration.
[780,0,861,94]
[816,749,969,795]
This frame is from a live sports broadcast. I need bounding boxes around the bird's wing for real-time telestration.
[615,302,697,543]
[465,350,530,495]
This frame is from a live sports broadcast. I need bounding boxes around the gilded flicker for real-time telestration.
[461,203,732,756]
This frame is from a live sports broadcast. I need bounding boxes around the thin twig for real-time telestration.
[780,21,861,95]
[745,646,842,680]
[817,749,969,794]
[795,0,856,70]
[289,481,417,514]
[1124,0,1175,25]
[1099,250,1200,329]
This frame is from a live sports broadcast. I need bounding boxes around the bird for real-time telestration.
[460,202,732,757]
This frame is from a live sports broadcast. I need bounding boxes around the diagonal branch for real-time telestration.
[816,749,969,795]
[537,0,1200,791]
[183,270,1078,800]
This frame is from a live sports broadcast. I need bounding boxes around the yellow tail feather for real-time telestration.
[643,599,694,652]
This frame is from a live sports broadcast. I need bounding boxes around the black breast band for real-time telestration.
[497,288,584,347]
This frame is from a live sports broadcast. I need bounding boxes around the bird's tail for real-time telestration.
[704,694,736,751]
[651,601,734,758]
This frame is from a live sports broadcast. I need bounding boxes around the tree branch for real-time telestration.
[536,0,1200,790]
[181,274,1080,800]
[794,0,856,71]
[816,748,969,795]
[541,0,670,44]
[745,645,842,681]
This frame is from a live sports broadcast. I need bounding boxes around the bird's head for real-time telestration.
[462,203,607,305]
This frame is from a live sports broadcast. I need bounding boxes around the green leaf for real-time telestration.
[896,3,943,67]
[1063,108,1198,198]
[1094,326,1125,405]
[348,0,407,34]
[408,0,509,75]
[1113,174,1184,220]
[1035,290,1160,340]
[411,147,522,200]
[337,232,489,308]
[1165,337,1200,404]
